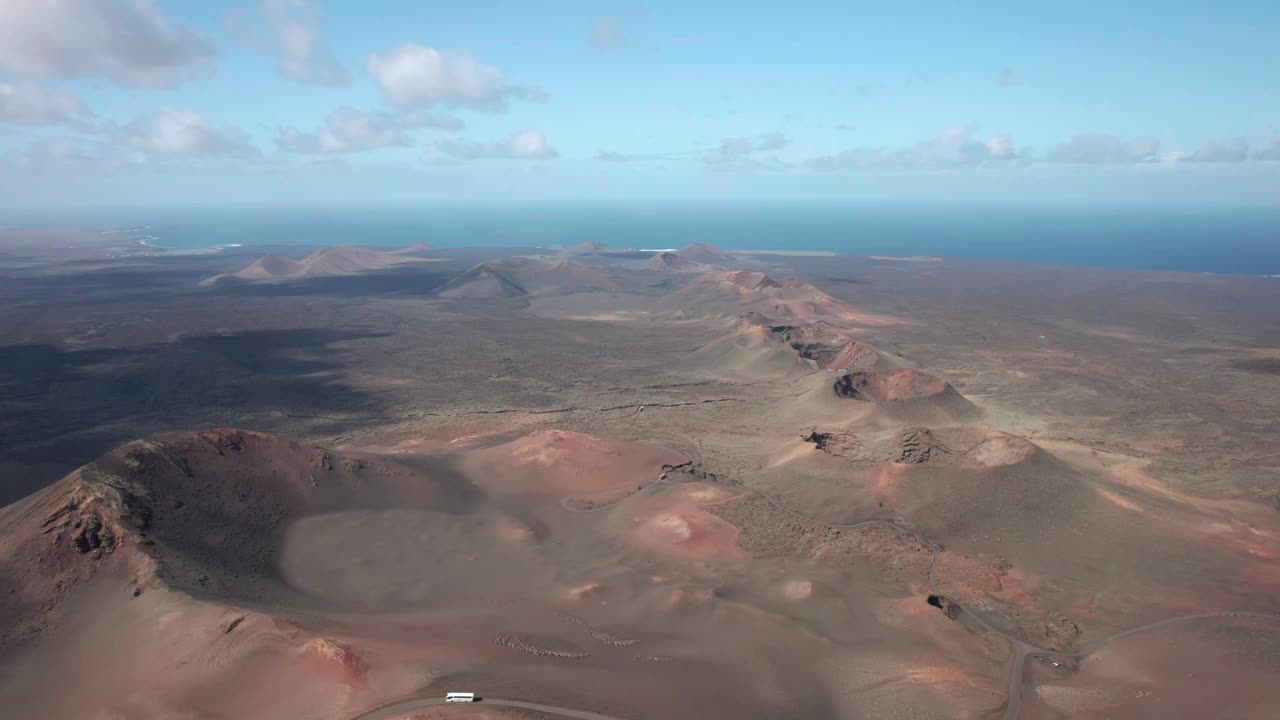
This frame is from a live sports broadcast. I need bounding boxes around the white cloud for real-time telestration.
[235,0,349,86]
[1047,134,1160,164]
[595,150,666,162]
[0,0,213,87]
[1254,136,1280,162]
[986,134,1016,161]
[367,45,544,111]
[118,109,259,158]
[1176,137,1249,163]
[2,135,139,171]
[705,132,789,165]
[275,111,412,155]
[433,130,558,161]
[807,127,1017,172]
[275,107,462,155]
[0,82,90,126]
[400,109,466,132]
[510,85,550,103]
[809,131,1280,170]
[595,134,788,169]
[4,109,261,171]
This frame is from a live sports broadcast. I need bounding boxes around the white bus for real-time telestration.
[446,692,477,703]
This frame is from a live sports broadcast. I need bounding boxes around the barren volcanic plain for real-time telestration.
[2,231,1279,720]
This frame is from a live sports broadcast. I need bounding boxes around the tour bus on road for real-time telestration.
[446,692,477,703]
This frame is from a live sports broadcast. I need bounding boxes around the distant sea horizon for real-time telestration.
[3,202,1279,276]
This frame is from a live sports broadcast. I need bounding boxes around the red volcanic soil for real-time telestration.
[834,369,947,402]
[437,258,621,299]
[203,246,427,285]
[686,315,906,381]
[659,270,904,326]
[236,253,306,279]
[0,429,472,718]
[822,340,885,371]
[683,320,816,381]
[619,485,745,566]
[647,251,713,273]
[1021,615,1280,719]
[831,368,976,419]
[18,421,1214,720]
[679,243,726,265]
[762,422,1280,648]
[681,271,795,299]
[0,429,459,619]
[659,271,807,319]
[738,427,1102,648]
[302,246,406,275]
[768,322,902,372]
[460,429,687,500]
[804,426,1040,468]
[0,568,381,720]
[831,369,980,423]
[770,427,1063,542]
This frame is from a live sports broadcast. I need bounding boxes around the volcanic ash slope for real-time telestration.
[437,258,622,299]
[657,270,904,327]
[202,246,432,285]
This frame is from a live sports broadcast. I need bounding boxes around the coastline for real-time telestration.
[728,249,839,256]
[867,254,944,263]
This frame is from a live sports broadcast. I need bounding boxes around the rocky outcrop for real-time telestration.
[803,426,1038,468]
[927,594,962,620]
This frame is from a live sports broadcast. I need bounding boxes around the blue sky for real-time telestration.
[1,0,1278,207]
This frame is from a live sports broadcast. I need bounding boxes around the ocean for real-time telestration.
[5,203,1279,276]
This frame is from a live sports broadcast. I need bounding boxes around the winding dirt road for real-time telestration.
[363,465,1280,720]
[566,470,1280,719]
[351,696,626,720]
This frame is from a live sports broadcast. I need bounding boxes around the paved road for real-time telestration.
[352,697,626,720]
